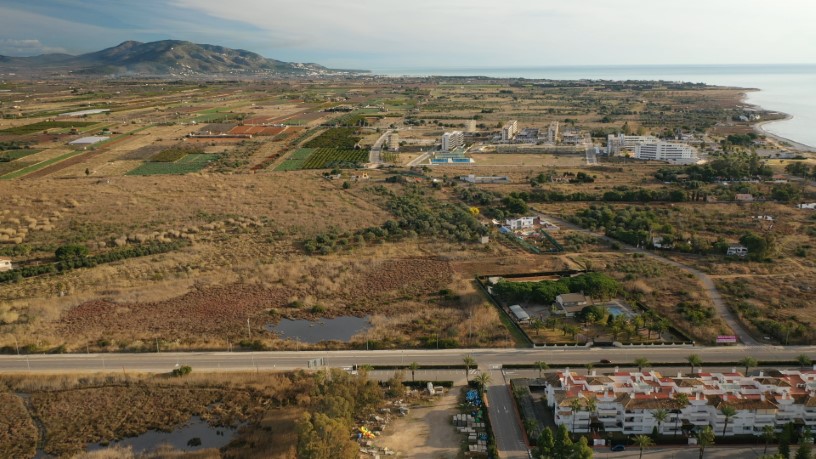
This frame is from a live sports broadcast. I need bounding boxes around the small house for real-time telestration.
[505,217,536,230]
[556,293,588,317]
[798,203,816,210]
[652,237,673,249]
[0,258,12,272]
[735,194,754,202]
[726,245,748,257]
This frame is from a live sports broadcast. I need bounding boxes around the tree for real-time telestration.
[796,354,812,368]
[297,412,358,459]
[652,408,669,436]
[687,354,703,374]
[720,405,737,436]
[55,244,89,262]
[171,365,192,377]
[463,355,476,382]
[569,398,583,435]
[474,372,491,396]
[762,425,776,456]
[554,424,574,459]
[739,356,758,375]
[634,357,650,372]
[408,361,419,382]
[785,162,810,178]
[795,430,813,459]
[534,360,549,378]
[585,397,597,433]
[572,436,593,459]
[673,393,690,436]
[531,318,544,336]
[696,426,715,459]
[538,428,555,458]
[633,435,654,459]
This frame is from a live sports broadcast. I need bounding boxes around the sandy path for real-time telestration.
[376,390,461,459]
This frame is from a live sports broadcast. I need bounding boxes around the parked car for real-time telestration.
[610,445,625,452]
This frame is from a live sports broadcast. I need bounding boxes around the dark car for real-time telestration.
[600,359,611,364]
[610,445,625,452]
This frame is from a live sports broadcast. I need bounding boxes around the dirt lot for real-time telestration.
[377,389,461,459]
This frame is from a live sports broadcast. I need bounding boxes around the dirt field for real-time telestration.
[377,389,461,459]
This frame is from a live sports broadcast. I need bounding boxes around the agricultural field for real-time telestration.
[0,149,40,161]
[125,153,219,175]
[0,150,85,180]
[0,121,95,135]
[0,75,813,355]
[275,147,314,171]
[302,148,367,169]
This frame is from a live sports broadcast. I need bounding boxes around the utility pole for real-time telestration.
[156,338,160,353]
[13,335,19,355]
[247,318,252,340]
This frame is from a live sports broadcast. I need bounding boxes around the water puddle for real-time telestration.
[266,316,371,343]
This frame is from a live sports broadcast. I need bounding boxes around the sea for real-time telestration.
[372,64,816,149]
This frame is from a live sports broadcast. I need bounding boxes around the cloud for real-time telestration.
[0,39,68,56]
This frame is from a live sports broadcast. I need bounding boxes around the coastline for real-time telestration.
[753,118,814,152]
[737,91,815,152]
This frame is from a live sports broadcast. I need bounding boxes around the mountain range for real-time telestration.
[0,40,348,76]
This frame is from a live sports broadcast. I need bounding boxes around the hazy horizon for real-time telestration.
[1,0,815,68]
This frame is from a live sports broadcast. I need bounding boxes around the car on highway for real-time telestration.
[610,445,625,452]
[599,359,611,364]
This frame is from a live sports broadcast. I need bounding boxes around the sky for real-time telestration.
[1,0,815,69]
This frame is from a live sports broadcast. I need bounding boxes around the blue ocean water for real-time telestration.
[373,64,816,149]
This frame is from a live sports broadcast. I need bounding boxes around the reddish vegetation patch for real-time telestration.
[243,117,271,125]
[59,284,292,339]
[352,258,453,298]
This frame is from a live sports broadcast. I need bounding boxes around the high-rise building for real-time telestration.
[441,131,464,151]
[501,120,518,141]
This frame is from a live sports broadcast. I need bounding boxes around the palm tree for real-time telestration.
[673,393,690,436]
[687,354,703,374]
[720,405,737,436]
[634,357,650,372]
[585,397,598,434]
[530,318,544,336]
[569,398,583,435]
[463,355,476,382]
[534,360,549,378]
[762,424,775,455]
[408,361,419,382]
[585,362,594,374]
[796,354,812,368]
[633,434,654,459]
[738,356,758,375]
[652,408,669,436]
[697,425,715,459]
[474,372,491,396]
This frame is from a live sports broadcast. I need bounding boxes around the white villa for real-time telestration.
[543,369,816,437]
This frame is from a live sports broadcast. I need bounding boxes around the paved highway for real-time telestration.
[1,346,814,374]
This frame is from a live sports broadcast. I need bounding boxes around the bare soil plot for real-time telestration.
[377,390,461,459]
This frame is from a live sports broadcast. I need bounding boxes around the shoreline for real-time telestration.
[738,92,815,152]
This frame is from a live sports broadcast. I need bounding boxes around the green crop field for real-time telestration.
[0,121,95,135]
[274,148,315,171]
[302,148,367,169]
[0,150,41,161]
[125,154,219,176]
[0,151,85,180]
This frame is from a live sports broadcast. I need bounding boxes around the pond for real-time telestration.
[84,416,238,455]
[266,316,371,343]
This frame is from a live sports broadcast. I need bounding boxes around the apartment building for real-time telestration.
[441,131,464,152]
[606,134,659,155]
[634,142,700,164]
[501,120,518,141]
[543,369,816,437]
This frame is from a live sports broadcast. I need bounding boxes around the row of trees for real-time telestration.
[785,161,816,179]
[655,152,773,182]
[492,273,622,306]
[0,240,189,284]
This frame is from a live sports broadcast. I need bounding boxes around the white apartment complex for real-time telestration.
[607,134,659,155]
[441,131,464,152]
[543,369,816,437]
[501,120,518,141]
[635,142,699,164]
